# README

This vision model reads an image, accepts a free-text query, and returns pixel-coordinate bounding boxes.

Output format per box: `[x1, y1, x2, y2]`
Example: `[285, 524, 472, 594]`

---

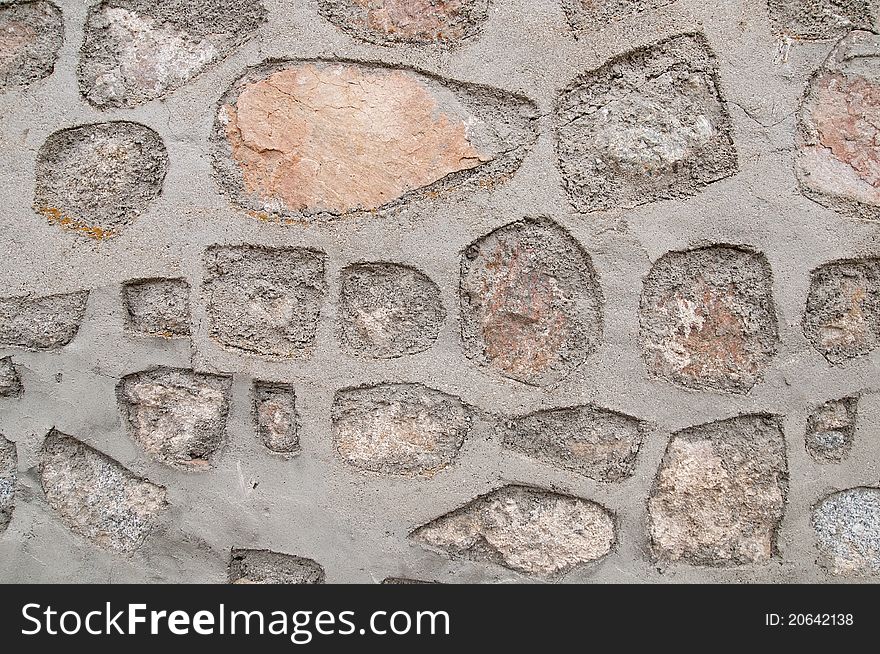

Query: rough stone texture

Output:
[203, 245, 327, 358]
[39, 430, 167, 552]
[796, 30, 880, 221]
[0, 435, 15, 533]
[122, 278, 190, 337]
[33, 122, 168, 239]
[555, 33, 737, 212]
[0, 357, 22, 397]
[78, 0, 267, 108]
[460, 217, 603, 386]
[381, 577, 437, 584]
[229, 549, 325, 584]
[813, 487, 880, 576]
[0, 1, 63, 92]
[768, 1, 875, 40]
[318, 0, 489, 46]
[640, 246, 778, 394]
[339, 262, 445, 359]
[332, 383, 472, 476]
[504, 405, 647, 482]
[805, 396, 858, 463]
[0, 291, 88, 350]
[561, 0, 676, 32]
[803, 258, 880, 363]
[253, 381, 300, 456]
[212, 60, 538, 221]
[411, 485, 615, 578]
[648, 414, 788, 566]
[117, 367, 232, 470]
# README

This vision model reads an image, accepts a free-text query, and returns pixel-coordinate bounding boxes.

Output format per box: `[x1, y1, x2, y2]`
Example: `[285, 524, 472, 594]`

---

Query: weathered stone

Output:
[769, 1, 874, 40]
[561, 0, 676, 33]
[0, 357, 22, 397]
[796, 31, 880, 221]
[813, 487, 880, 576]
[34, 122, 168, 239]
[79, 0, 267, 108]
[0, 291, 88, 350]
[803, 258, 880, 363]
[648, 415, 787, 566]
[0, 1, 63, 92]
[504, 405, 647, 482]
[118, 367, 232, 470]
[229, 549, 325, 584]
[39, 430, 167, 552]
[339, 263, 445, 359]
[0, 435, 16, 533]
[332, 383, 472, 477]
[411, 485, 615, 577]
[253, 382, 299, 456]
[203, 245, 327, 358]
[122, 278, 190, 337]
[460, 217, 603, 386]
[381, 577, 438, 584]
[806, 396, 857, 463]
[213, 60, 538, 221]
[318, 0, 488, 46]
[555, 33, 737, 212]
[640, 245, 778, 394]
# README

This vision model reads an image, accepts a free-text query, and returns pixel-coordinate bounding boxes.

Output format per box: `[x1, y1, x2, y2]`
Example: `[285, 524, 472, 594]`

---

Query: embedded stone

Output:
[411, 485, 615, 578]
[504, 405, 647, 482]
[555, 33, 737, 212]
[203, 245, 327, 358]
[381, 577, 438, 584]
[0, 435, 16, 533]
[813, 487, 880, 576]
[460, 217, 603, 386]
[648, 415, 788, 566]
[0, 357, 22, 397]
[0, 1, 63, 92]
[79, 0, 267, 108]
[561, 0, 676, 32]
[332, 383, 472, 477]
[640, 245, 778, 394]
[118, 367, 232, 470]
[803, 258, 880, 363]
[769, 1, 874, 40]
[339, 263, 445, 359]
[39, 430, 167, 552]
[796, 30, 880, 220]
[806, 396, 858, 463]
[122, 278, 190, 337]
[213, 60, 538, 220]
[253, 382, 300, 456]
[229, 549, 325, 584]
[0, 291, 88, 350]
[34, 122, 168, 238]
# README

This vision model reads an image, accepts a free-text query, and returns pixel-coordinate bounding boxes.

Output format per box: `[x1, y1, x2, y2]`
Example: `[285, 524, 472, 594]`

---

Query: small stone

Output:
[229, 549, 325, 584]
[332, 383, 472, 477]
[411, 485, 615, 578]
[640, 245, 778, 394]
[0, 291, 89, 350]
[460, 217, 603, 386]
[122, 278, 190, 337]
[0, 1, 63, 92]
[0, 435, 16, 533]
[805, 397, 858, 463]
[813, 487, 880, 576]
[561, 0, 676, 32]
[648, 414, 788, 566]
[339, 263, 445, 359]
[253, 382, 299, 456]
[118, 367, 232, 470]
[504, 405, 647, 482]
[381, 577, 439, 584]
[0, 357, 22, 397]
[39, 430, 167, 552]
[203, 245, 327, 358]
[769, 1, 874, 40]
[34, 122, 168, 238]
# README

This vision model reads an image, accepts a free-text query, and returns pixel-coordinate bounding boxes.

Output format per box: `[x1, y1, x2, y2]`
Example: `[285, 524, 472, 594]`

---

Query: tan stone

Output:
[326, 0, 481, 43]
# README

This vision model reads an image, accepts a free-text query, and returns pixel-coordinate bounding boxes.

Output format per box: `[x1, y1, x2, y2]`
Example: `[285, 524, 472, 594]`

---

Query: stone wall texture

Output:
[0, 0, 879, 584]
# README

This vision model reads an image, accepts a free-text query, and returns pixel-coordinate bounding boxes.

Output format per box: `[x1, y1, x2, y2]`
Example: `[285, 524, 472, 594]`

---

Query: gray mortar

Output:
[0, 1, 63, 92]
[229, 548, 326, 584]
[122, 278, 191, 337]
[253, 381, 300, 456]
[0, 291, 88, 349]
[812, 487, 880, 575]
[768, 0, 876, 39]
[561, 0, 677, 33]
[0, 434, 15, 532]
[805, 395, 858, 462]
[0, 357, 22, 397]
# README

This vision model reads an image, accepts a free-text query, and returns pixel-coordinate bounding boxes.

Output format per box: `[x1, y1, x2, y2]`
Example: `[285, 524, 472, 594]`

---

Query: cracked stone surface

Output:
[332, 383, 472, 477]
[39, 430, 167, 552]
[648, 414, 788, 566]
[253, 382, 300, 456]
[118, 367, 232, 470]
[0, 357, 22, 397]
[460, 217, 603, 386]
[33, 122, 168, 239]
[212, 60, 538, 221]
[561, 0, 676, 32]
[0, 1, 63, 92]
[806, 396, 858, 463]
[796, 30, 880, 220]
[803, 258, 880, 363]
[79, 0, 267, 108]
[813, 487, 880, 576]
[640, 245, 778, 394]
[339, 262, 445, 359]
[555, 33, 737, 212]
[0, 435, 16, 533]
[122, 278, 190, 337]
[411, 485, 615, 578]
[504, 405, 647, 482]
[0, 291, 88, 350]
[229, 549, 325, 584]
[203, 245, 327, 358]
[769, 1, 875, 40]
